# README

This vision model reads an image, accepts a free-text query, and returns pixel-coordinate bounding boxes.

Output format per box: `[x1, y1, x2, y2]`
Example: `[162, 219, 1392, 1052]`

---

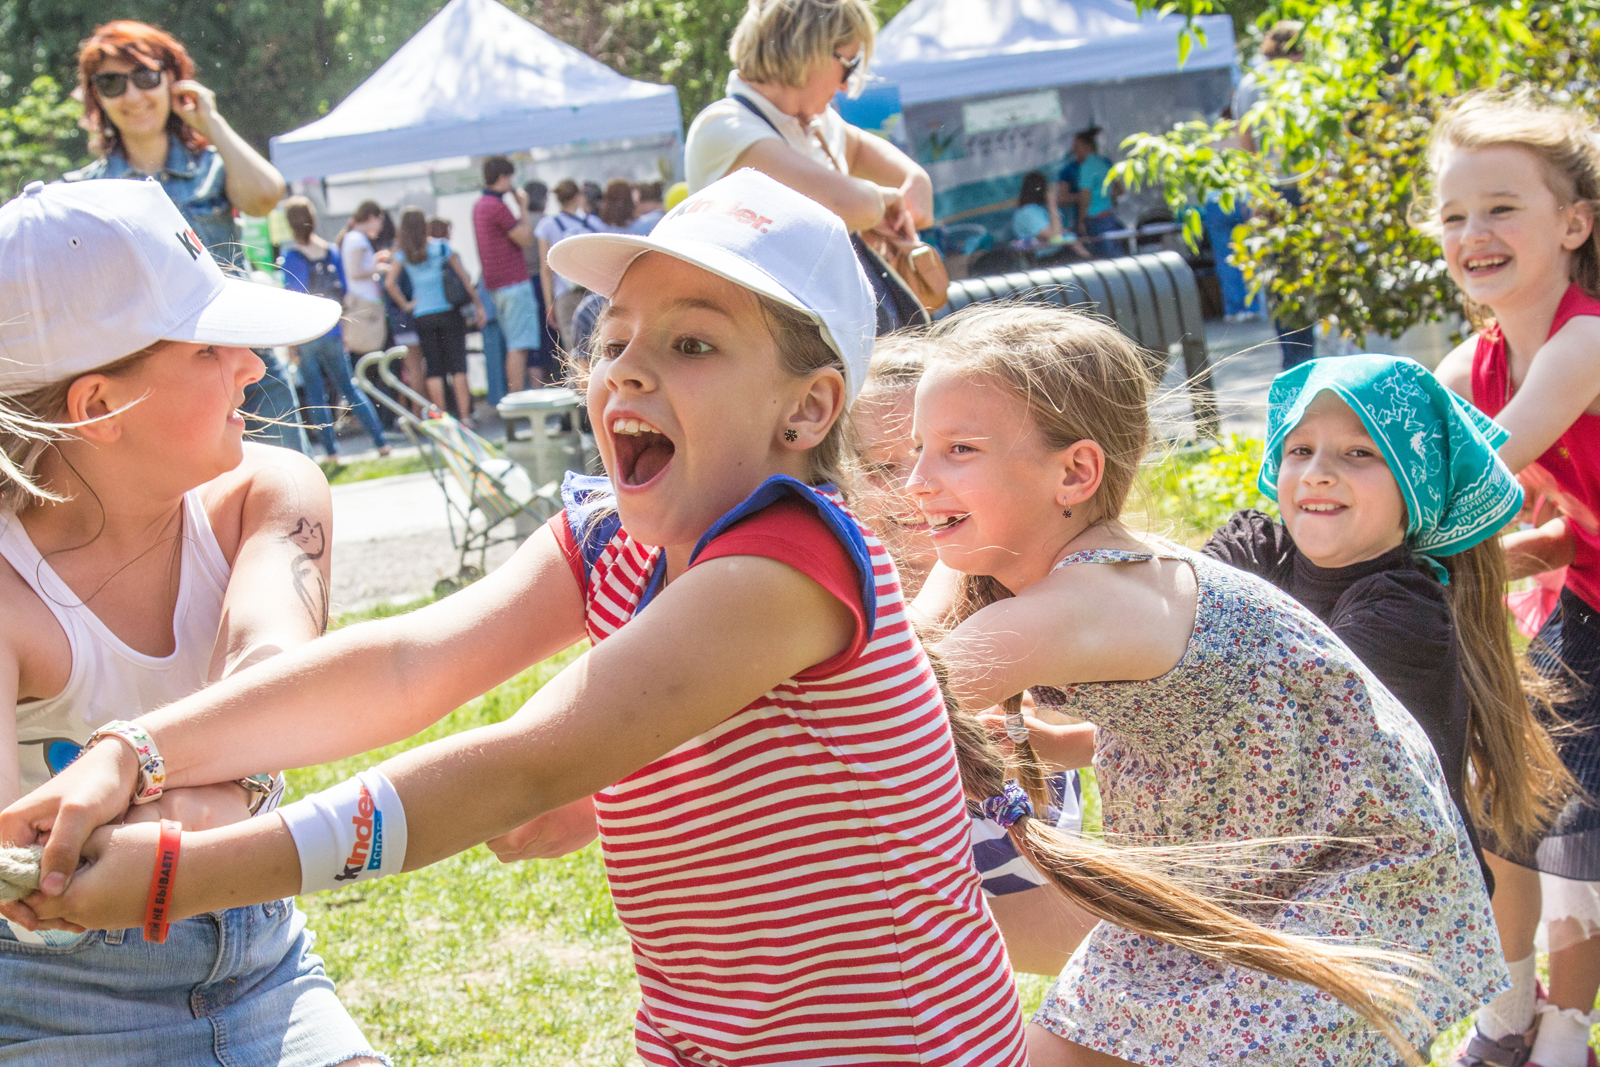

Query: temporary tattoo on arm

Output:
[285, 518, 330, 633]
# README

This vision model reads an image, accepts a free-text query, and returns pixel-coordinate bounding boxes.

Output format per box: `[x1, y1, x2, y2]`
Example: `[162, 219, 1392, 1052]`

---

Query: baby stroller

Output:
[354, 347, 559, 595]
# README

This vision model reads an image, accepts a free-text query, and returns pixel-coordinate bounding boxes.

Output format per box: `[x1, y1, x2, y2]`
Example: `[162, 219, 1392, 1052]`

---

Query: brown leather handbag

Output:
[858, 228, 950, 315]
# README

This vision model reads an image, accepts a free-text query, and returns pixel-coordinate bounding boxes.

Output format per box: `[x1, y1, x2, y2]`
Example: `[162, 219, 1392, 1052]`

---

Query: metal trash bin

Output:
[496, 389, 595, 520]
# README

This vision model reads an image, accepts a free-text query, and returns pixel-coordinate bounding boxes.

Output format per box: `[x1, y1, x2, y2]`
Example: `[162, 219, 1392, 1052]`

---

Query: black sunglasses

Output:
[834, 50, 863, 80]
[91, 68, 165, 98]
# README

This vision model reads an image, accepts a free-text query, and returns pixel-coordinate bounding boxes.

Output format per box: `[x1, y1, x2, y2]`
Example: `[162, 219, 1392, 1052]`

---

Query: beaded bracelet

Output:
[143, 819, 182, 944]
[84, 720, 166, 805]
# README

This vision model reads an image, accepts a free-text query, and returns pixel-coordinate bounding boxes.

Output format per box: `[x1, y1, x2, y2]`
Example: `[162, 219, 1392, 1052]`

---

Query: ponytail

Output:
[1443, 538, 1578, 850]
[920, 621, 1432, 1065]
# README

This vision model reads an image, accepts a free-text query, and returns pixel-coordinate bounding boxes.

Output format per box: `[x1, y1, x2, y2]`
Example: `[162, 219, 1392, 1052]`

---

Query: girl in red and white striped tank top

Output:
[7, 170, 1028, 1067]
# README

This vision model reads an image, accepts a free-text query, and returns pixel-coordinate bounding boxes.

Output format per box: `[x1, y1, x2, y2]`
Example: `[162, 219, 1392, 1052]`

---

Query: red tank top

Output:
[1471, 283, 1600, 609]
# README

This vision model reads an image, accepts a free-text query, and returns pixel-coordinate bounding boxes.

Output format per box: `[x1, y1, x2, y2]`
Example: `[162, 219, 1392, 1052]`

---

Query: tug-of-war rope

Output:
[0, 845, 43, 903]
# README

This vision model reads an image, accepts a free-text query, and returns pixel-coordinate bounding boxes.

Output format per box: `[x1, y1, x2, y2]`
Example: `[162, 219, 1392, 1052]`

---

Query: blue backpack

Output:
[285, 247, 346, 302]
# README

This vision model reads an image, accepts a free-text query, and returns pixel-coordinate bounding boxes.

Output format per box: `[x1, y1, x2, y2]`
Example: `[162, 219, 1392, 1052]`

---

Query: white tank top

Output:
[1, 492, 230, 794]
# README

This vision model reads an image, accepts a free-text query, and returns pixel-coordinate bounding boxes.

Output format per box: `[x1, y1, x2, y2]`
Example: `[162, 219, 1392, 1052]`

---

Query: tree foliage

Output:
[0, 75, 86, 193]
[1118, 0, 1600, 341]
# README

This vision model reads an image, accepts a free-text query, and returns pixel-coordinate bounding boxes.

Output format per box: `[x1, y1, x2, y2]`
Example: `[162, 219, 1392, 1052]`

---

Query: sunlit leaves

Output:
[0, 76, 85, 192]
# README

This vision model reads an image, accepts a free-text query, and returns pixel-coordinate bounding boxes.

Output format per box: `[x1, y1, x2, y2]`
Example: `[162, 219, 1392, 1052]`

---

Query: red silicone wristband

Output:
[143, 819, 182, 944]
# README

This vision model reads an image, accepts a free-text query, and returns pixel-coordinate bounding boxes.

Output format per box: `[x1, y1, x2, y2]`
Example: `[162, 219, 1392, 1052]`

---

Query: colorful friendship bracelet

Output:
[143, 819, 182, 944]
[84, 720, 166, 805]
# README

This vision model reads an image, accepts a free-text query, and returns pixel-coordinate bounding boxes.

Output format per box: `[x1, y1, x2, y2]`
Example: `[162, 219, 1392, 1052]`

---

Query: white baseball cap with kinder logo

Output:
[547, 168, 876, 403]
[0, 178, 341, 395]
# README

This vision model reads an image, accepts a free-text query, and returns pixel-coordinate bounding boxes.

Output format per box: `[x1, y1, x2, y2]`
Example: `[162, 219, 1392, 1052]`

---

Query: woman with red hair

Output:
[65, 21, 306, 455]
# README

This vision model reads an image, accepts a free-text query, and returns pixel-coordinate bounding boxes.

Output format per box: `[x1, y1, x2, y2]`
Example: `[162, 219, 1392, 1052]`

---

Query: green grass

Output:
[1130, 433, 1276, 545]
[319, 451, 432, 485]
[283, 633, 640, 1066]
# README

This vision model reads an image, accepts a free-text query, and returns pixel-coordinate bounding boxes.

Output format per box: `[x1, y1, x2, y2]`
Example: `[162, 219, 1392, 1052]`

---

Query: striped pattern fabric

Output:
[563, 478, 1027, 1066]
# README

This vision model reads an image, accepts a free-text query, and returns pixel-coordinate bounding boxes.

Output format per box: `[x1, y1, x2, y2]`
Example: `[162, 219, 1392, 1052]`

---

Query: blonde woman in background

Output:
[684, 0, 932, 239]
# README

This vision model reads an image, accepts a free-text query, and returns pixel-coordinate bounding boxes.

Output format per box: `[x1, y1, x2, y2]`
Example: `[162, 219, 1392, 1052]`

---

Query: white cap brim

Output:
[163, 278, 342, 348]
[550, 231, 842, 355]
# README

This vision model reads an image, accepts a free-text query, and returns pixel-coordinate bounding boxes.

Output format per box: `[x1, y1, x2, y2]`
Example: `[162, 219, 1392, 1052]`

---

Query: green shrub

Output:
[1134, 435, 1277, 544]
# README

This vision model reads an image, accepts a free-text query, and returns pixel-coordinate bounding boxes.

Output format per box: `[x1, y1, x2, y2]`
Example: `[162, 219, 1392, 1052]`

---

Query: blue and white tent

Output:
[848, 0, 1236, 227]
[270, 0, 682, 181]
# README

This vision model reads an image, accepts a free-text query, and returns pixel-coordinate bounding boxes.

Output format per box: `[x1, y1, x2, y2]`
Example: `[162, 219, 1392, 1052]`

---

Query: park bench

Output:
[941, 250, 1220, 439]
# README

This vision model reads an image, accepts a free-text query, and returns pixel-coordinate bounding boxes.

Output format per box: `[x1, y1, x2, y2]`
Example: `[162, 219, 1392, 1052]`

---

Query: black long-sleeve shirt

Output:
[1201, 510, 1488, 884]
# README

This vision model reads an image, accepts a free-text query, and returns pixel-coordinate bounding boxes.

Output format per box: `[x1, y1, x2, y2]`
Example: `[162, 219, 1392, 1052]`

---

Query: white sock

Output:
[1529, 1004, 1594, 1067]
[1478, 954, 1538, 1040]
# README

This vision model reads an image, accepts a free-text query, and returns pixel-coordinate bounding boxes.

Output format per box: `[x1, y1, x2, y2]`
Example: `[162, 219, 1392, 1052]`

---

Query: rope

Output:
[0, 845, 43, 903]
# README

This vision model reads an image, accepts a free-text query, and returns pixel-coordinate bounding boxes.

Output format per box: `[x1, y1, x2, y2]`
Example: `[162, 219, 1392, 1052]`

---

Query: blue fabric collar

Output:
[562, 472, 877, 637]
[687, 474, 877, 641]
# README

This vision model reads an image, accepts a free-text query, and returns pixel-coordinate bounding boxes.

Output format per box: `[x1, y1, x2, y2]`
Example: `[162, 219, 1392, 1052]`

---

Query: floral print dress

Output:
[1029, 548, 1504, 1066]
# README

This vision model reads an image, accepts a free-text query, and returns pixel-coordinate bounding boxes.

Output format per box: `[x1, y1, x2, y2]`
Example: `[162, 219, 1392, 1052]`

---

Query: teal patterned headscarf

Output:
[1259, 355, 1523, 575]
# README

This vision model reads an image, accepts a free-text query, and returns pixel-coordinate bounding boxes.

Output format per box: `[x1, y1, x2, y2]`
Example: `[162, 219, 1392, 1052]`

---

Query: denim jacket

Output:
[63, 137, 243, 270]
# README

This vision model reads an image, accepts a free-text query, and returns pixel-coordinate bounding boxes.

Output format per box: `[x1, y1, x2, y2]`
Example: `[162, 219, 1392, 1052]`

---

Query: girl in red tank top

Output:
[1428, 91, 1600, 1067]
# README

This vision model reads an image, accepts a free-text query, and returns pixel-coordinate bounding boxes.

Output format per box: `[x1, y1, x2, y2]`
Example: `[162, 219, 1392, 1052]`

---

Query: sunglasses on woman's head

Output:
[91, 68, 164, 98]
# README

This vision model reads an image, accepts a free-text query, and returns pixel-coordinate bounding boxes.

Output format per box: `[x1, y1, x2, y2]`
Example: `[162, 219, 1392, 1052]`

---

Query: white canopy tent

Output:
[869, 0, 1235, 107]
[269, 0, 682, 182]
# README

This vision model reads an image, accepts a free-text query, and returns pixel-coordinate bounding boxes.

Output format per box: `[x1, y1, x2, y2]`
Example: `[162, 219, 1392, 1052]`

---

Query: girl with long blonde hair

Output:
[911, 304, 1506, 1066]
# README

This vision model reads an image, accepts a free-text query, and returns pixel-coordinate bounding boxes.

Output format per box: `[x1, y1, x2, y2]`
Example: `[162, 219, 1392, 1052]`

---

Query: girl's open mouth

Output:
[926, 512, 970, 535]
[1463, 253, 1510, 276]
[1296, 501, 1347, 515]
[887, 512, 930, 533]
[610, 416, 676, 487]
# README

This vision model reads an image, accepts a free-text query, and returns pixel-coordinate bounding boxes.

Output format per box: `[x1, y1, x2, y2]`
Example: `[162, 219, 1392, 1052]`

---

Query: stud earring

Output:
[784, 429, 798, 443]
[1062, 506, 1073, 518]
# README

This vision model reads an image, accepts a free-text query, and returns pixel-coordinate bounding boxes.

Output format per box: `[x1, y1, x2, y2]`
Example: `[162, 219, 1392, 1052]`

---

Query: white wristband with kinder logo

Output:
[278, 769, 408, 894]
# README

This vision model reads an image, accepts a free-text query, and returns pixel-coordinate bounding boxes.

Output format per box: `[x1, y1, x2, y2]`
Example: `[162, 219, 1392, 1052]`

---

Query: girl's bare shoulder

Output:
[1433, 334, 1479, 400]
[0, 546, 70, 701]
[1009, 539, 1199, 684]
[1541, 315, 1600, 415]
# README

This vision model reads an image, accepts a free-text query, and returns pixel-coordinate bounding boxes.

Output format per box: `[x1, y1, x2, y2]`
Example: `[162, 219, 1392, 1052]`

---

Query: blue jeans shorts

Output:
[489, 280, 543, 352]
[0, 900, 387, 1067]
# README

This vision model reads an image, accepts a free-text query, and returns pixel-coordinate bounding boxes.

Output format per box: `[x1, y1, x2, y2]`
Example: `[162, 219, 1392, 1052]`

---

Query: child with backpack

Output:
[1429, 89, 1600, 1067]
[278, 196, 390, 460]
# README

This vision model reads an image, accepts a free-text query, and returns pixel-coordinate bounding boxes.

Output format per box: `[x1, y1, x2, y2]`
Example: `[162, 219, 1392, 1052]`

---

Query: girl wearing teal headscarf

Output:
[1204, 354, 1576, 1067]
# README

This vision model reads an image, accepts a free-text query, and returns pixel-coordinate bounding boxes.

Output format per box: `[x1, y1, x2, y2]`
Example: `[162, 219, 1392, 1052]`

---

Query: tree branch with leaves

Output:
[1117, 0, 1600, 342]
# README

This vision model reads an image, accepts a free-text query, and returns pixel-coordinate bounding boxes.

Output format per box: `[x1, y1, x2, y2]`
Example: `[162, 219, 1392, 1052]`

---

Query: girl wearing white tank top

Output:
[0, 179, 385, 1065]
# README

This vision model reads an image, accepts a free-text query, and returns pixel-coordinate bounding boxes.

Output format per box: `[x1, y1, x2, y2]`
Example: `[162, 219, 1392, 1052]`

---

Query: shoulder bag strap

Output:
[732, 94, 783, 138]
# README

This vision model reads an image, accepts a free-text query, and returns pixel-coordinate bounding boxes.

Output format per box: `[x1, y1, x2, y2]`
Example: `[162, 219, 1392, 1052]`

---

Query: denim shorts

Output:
[0, 900, 387, 1067]
[489, 281, 543, 352]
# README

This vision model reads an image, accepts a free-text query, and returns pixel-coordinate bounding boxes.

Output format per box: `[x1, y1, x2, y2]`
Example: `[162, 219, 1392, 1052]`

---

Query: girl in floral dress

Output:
[911, 304, 1507, 1066]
